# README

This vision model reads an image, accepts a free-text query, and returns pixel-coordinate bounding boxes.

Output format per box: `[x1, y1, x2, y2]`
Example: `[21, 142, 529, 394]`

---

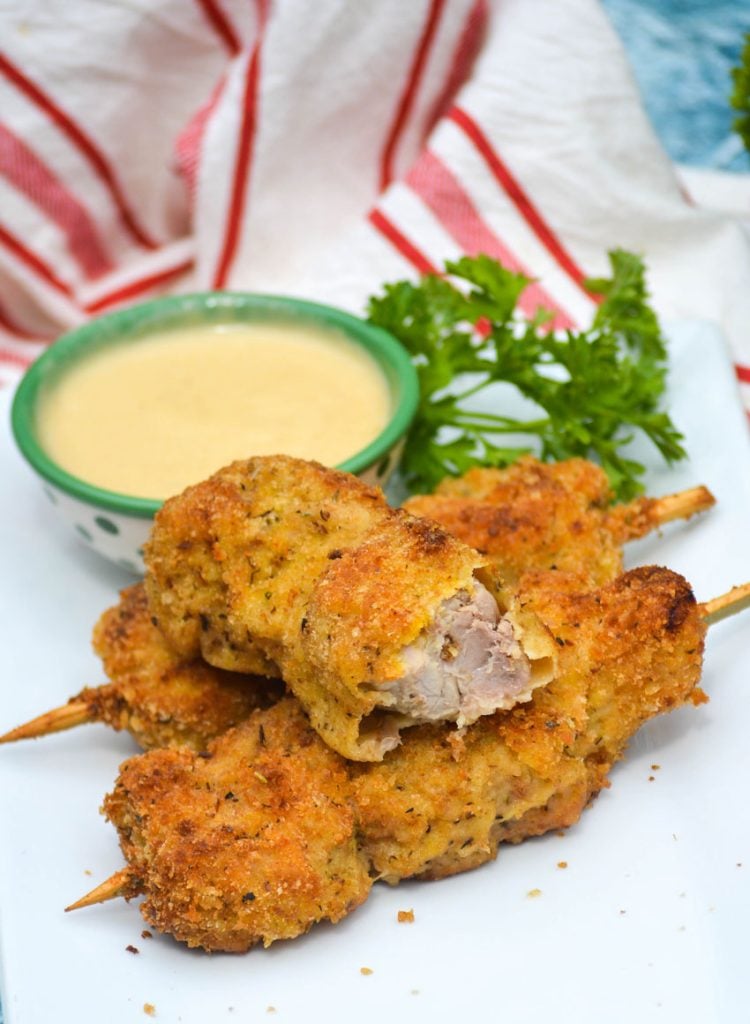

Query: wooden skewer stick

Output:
[700, 581, 750, 626]
[0, 699, 93, 745]
[651, 485, 716, 527]
[609, 486, 716, 543]
[63, 577, 750, 918]
[65, 867, 141, 912]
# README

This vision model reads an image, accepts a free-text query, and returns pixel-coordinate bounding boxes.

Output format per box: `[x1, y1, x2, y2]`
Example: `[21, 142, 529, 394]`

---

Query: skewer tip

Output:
[612, 485, 716, 543]
[0, 699, 94, 745]
[654, 485, 716, 525]
[700, 581, 750, 626]
[65, 867, 140, 912]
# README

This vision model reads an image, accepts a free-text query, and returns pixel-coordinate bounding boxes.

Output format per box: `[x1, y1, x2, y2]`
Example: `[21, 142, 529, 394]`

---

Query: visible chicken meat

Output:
[145, 456, 555, 760]
[391, 581, 531, 726]
[91, 565, 712, 951]
[353, 565, 708, 881]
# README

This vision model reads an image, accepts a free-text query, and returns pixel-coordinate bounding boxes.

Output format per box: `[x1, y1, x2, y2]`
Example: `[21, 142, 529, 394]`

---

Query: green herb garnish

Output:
[367, 250, 686, 501]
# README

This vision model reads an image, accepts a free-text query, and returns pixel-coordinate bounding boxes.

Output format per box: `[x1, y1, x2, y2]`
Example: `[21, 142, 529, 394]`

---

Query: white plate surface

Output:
[1, 320, 749, 1024]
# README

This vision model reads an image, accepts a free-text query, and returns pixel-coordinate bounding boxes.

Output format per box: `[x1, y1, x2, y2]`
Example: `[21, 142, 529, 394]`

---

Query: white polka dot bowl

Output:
[10, 292, 419, 575]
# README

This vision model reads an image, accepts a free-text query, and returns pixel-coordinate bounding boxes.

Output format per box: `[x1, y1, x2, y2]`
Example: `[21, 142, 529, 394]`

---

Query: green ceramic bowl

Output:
[11, 292, 419, 574]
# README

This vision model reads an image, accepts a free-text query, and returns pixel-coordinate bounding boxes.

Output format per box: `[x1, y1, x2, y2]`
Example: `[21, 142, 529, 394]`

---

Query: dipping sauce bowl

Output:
[11, 292, 419, 573]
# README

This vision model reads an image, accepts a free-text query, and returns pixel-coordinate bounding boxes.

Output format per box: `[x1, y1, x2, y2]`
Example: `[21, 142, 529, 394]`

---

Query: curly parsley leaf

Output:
[367, 250, 686, 501]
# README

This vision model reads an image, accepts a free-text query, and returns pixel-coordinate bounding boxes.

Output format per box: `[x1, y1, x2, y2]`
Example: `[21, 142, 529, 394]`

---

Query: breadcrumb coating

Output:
[144, 456, 547, 760]
[85, 583, 282, 751]
[103, 699, 371, 952]
[102, 567, 705, 949]
[404, 457, 707, 597]
[354, 565, 705, 880]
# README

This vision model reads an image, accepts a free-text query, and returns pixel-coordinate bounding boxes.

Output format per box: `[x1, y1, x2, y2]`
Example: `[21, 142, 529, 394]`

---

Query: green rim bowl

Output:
[11, 292, 419, 574]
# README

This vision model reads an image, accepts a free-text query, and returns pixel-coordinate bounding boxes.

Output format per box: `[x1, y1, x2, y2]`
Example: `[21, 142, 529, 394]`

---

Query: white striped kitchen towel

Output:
[1, 0, 749, 411]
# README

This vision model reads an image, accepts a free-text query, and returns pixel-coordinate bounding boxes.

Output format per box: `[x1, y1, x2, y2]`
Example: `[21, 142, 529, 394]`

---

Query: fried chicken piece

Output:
[353, 565, 705, 881]
[91, 584, 283, 750]
[86, 566, 708, 953]
[404, 457, 714, 596]
[145, 456, 555, 760]
[0, 584, 282, 752]
[4, 458, 709, 758]
[102, 698, 371, 952]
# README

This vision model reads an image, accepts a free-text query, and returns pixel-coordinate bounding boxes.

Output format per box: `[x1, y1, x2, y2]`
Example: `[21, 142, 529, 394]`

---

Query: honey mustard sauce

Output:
[38, 322, 392, 499]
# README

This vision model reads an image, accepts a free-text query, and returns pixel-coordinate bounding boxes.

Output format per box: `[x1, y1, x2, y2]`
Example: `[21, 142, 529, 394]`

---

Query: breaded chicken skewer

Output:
[404, 457, 715, 597]
[144, 455, 559, 761]
[1, 468, 714, 754]
[0, 585, 282, 751]
[0, 471, 713, 757]
[82, 698, 372, 952]
[353, 565, 713, 882]
[67, 571, 749, 953]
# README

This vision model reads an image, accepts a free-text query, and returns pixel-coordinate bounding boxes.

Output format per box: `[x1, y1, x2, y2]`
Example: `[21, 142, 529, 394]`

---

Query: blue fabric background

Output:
[602, 0, 750, 172]
[1, 5, 748, 1022]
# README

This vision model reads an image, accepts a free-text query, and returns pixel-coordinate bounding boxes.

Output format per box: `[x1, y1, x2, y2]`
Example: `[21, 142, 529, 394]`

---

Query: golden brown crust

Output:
[87, 583, 282, 751]
[433, 458, 611, 505]
[405, 460, 715, 604]
[352, 718, 563, 882]
[101, 566, 707, 947]
[145, 456, 387, 670]
[294, 512, 481, 757]
[404, 457, 621, 595]
[103, 699, 371, 952]
[145, 456, 484, 760]
[353, 565, 705, 881]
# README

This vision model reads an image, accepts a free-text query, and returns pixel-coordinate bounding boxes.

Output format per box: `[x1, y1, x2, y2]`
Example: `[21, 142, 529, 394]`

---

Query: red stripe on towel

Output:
[368, 208, 440, 275]
[0, 122, 113, 280]
[175, 75, 228, 201]
[407, 149, 576, 329]
[212, 0, 269, 288]
[0, 53, 158, 251]
[194, 0, 242, 55]
[0, 297, 54, 341]
[0, 345, 34, 368]
[379, 0, 446, 192]
[447, 105, 595, 299]
[424, 0, 487, 133]
[0, 223, 74, 297]
[84, 259, 193, 313]
[736, 364, 750, 385]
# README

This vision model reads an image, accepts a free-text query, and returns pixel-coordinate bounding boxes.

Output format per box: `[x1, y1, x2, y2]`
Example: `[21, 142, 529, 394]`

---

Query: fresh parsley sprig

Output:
[367, 250, 686, 501]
